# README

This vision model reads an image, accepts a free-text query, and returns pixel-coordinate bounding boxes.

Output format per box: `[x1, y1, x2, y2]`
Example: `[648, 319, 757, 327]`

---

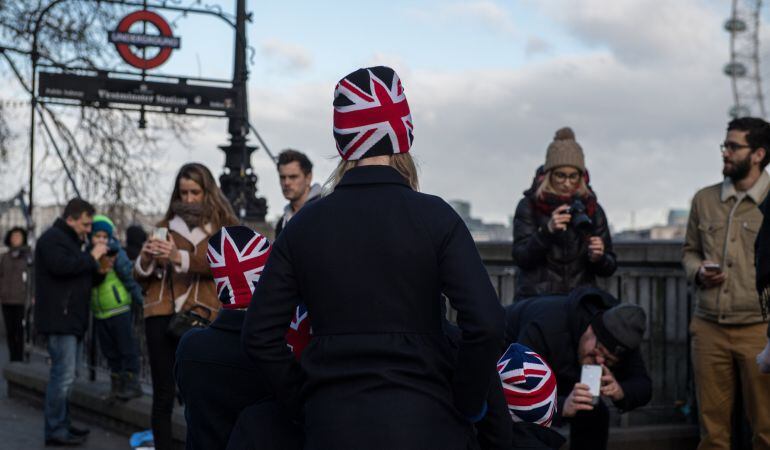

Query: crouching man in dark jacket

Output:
[175, 226, 307, 450]
[505, 287, 651, 450]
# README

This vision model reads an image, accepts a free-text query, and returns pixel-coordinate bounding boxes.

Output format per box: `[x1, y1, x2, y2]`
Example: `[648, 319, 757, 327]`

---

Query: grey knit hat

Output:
[591, 304, 646, 355]
[544, 127, 585, 172]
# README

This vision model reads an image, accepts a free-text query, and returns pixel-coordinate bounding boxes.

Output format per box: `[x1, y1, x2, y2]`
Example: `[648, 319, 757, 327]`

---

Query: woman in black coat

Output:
[512, 127, 616, 300]
[242, 66, 505, 450]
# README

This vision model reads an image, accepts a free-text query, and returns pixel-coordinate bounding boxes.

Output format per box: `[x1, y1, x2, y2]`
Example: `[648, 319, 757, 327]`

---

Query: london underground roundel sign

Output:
[109, 10, 180, 70]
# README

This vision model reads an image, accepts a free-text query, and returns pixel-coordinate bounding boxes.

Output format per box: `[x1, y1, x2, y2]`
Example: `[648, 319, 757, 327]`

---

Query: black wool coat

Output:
[504, 287, 652, 426]
[512, 196, 617, 300]
[34, 218, 99, 336]
[175, 310, 273, 450]
[242, 165, 506, 450]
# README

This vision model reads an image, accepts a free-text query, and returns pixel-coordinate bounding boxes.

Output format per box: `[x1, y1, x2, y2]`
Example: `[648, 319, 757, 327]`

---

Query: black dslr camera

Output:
[567, 199, 593, 234]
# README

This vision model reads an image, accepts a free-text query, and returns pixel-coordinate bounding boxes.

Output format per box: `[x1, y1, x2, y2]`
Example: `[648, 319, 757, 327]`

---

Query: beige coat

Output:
[134, 216, 220, 321]
[682, 171, 770, 324]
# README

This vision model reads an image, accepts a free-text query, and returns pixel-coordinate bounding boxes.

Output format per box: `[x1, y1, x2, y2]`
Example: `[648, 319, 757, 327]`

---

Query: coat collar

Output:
[53, 217, 83, 244]
[336, 165, 410, 189]
[210, 309, 245, 332]
[282, 183, 324, 217]
[721, 170, 770, 203]
[169, 215, 210, 247]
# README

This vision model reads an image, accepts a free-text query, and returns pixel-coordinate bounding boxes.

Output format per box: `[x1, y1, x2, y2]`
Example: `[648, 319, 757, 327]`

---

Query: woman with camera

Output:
[512, 127, 616, 300]
[134, 163, 239, 450]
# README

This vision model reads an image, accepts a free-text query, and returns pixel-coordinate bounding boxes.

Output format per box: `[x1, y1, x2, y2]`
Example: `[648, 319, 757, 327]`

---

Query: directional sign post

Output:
[38, 71, 236, 114]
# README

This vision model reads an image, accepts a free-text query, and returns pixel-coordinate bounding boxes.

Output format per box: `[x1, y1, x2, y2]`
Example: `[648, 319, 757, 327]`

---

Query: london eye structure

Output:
[725, 0, 764, 118]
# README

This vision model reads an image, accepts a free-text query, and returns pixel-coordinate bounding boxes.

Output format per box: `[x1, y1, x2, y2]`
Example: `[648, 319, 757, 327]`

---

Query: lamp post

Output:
[218, 0, 267, 222]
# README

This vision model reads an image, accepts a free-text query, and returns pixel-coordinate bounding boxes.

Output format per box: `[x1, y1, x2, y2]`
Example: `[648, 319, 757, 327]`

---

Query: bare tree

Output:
[0, 0, 193, 221]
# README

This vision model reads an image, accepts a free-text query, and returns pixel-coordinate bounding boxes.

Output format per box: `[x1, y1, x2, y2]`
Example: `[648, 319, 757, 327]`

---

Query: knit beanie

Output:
[333, 66, 414, 161]
[207, 226, 271, 310]
[497, 343, 558, 427]
[591, 304, 647, 356]
[543, 127, 585, 172]
[91, 215, 115, 239]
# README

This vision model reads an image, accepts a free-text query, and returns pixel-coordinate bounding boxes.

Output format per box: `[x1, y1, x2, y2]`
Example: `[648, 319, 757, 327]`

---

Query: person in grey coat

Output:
[0, 227, 32, 362]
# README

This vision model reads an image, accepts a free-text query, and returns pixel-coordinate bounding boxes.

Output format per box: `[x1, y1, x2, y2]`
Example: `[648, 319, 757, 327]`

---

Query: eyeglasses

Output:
[720, 142, 752, 154]
[552, 171, 582, 182]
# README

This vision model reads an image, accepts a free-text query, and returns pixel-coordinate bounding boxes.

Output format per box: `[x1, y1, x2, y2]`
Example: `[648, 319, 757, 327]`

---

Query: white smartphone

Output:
[152, 227, 168, 242]
[581, 364, 602, 405]
[703, 263, 722, 273]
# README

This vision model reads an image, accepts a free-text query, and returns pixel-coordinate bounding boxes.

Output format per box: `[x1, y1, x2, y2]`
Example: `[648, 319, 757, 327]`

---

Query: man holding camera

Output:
[683, 117, 770, 449]
[35, 198, 105, 446]
[505, 287, 651, 450]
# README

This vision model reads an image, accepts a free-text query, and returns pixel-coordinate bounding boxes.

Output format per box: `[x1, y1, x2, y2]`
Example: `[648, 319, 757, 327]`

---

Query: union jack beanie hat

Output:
[333, 66, 414, 161]
[207, 226, 271, 310]
[497, 343, 558, 427]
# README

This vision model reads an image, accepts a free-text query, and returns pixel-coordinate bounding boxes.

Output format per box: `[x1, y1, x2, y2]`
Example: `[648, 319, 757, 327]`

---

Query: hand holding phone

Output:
[699, 261, 727, 288]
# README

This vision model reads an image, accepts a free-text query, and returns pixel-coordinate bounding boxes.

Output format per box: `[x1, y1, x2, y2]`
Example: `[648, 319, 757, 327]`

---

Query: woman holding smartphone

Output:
[134, 163, 238, 450]
[512, 127, 617, 300]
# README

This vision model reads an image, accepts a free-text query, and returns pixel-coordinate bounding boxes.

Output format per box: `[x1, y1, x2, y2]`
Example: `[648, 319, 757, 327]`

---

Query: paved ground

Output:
[0, 339, 131, 449]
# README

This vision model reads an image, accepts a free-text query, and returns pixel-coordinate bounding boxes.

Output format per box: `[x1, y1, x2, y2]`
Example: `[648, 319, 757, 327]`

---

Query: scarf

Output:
[532, 191, 598, 219]
[170, 201, 205, 229]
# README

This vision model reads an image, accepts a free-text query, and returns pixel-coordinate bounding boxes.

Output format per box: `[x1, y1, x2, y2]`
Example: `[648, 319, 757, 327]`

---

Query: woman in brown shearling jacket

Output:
[134, 163, 238, 450]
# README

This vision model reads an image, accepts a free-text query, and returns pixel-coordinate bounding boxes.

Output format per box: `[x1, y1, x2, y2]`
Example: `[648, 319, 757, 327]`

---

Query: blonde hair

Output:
[325, 153, 419, 191]
[535, 169, 588, 199]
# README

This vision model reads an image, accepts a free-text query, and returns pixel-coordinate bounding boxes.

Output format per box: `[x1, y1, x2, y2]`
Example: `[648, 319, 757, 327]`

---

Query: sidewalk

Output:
[0, 339, 129, 449]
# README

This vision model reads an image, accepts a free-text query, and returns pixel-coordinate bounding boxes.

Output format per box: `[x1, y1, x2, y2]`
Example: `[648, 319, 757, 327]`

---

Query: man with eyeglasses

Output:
[683, 117, 770, 449]
[504, 286, 651, 450]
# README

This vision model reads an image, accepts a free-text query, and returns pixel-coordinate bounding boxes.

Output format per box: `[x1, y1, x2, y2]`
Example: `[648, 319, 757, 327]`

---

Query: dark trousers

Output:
[569, 400, 609, 450]
[95, 312, 140, 374]
[145, 315, 179, 450]
[2, 304, 24, 361]
[226, 401, 303, 450]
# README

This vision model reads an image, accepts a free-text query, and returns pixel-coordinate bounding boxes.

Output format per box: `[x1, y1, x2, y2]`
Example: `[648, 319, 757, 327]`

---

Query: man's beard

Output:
[723, 156, 752, 181]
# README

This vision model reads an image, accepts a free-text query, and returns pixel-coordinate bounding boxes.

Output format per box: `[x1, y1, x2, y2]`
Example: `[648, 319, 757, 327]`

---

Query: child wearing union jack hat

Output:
[175, 226, 306, 450]
[207, 226, 311, 357]
[498, 343, 566, 449]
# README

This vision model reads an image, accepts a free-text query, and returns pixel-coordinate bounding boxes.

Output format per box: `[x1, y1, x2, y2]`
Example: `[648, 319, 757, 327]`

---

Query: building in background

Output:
[448, 200, 513, 242]
[615, 209, 688, 241]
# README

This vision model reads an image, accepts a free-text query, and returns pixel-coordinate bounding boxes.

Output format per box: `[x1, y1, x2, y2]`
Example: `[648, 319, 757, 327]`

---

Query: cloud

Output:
[260, 38, 313, 73]
[536, 0, 724, 66]
[407, 0, 516, 36]
[233, 38, 731, 230]
[525, 36, 552, 57]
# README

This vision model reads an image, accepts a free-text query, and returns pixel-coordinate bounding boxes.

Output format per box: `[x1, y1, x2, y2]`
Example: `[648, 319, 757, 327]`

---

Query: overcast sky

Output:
[0, 0, 758, 230]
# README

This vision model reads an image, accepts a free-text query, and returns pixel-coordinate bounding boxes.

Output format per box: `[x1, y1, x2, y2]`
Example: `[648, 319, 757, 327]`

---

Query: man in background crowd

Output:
[683, 117, 770, 448]
[35, 198, 106, 446]
[274, 149, 322, 237]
